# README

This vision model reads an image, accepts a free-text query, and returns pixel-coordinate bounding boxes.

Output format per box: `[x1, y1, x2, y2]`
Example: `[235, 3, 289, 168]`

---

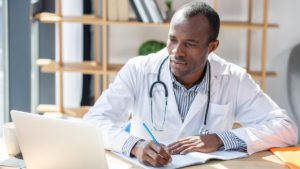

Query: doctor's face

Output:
[167, 13, 218, 81]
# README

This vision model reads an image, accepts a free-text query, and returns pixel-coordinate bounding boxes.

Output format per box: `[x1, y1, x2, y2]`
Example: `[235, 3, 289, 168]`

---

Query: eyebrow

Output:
[168, 35, 200, 44]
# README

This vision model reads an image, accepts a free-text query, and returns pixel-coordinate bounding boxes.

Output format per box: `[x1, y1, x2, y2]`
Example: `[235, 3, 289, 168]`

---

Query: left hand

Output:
[168, 134, 224, 155]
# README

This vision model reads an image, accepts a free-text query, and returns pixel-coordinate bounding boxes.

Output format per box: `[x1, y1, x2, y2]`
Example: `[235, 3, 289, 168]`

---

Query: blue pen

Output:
[142, 122, 159, 145]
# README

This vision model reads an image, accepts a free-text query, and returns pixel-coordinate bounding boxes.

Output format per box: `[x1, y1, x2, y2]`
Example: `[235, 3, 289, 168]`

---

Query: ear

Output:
[208, 40, 219, 53]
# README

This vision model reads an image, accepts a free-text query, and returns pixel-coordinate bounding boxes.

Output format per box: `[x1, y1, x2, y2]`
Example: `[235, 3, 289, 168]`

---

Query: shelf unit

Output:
[33, 0, 277, 117]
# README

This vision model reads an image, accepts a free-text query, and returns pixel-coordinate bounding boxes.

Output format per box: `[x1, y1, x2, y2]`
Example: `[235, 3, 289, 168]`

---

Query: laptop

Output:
[11, 110, 109, 169]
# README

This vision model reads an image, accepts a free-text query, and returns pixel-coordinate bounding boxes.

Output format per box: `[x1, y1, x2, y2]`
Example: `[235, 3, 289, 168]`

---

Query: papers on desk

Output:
[0, 156, 25, 169]
[271, 147, 300, 169]
[114, 150, 248, 169]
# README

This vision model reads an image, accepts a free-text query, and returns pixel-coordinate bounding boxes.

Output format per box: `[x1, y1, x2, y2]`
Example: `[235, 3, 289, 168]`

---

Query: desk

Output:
[105, 151, 288, 169]
[1, 138, 288, 169]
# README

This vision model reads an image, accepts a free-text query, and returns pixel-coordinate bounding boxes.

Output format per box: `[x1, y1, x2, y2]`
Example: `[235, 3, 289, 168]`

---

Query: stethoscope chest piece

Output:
[200, 125, 209, 135]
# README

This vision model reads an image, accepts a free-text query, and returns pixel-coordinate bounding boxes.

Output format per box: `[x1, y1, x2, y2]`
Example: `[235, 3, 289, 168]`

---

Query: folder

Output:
[270, 147, 300, 169]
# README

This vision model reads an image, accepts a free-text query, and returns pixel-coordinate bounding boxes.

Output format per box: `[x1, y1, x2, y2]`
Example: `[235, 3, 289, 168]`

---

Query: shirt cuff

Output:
[217, 131, 247, 151]
[121, 136, 142, 156]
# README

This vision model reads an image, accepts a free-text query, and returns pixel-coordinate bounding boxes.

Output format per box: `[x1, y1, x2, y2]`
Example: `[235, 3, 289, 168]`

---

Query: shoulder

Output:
[209, 53, 248, 80]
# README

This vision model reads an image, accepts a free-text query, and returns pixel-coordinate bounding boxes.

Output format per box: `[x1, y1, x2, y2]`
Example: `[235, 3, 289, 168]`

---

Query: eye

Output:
[169, 38, 177, 43]
[186, 42, 197, 47]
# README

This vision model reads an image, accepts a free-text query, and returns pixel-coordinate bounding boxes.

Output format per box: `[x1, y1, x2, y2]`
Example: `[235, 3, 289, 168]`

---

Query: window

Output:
[0, 0, 8, 135]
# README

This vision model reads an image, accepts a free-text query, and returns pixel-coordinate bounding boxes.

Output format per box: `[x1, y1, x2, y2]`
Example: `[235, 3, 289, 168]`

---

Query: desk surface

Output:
[1, 137, 287, 169]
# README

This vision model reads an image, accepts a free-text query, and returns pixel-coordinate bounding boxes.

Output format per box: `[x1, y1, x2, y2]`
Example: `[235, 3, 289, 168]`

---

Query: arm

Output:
[84, 58, 172, 166]
[83, 59, 138, 152]
[231, 72, 298, 154]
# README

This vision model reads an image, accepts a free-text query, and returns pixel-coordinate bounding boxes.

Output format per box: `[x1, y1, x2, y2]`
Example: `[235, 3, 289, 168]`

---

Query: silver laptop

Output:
[11, 110, 108, 169]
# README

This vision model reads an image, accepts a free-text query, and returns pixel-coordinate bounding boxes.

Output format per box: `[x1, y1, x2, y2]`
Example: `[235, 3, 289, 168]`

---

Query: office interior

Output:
[0, 0, 300, 143]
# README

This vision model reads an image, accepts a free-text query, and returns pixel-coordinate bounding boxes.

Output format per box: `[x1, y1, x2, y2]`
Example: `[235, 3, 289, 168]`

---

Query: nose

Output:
[171, 43, 185, 56]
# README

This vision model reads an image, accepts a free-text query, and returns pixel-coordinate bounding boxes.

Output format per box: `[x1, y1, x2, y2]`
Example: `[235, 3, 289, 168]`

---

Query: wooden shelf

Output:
[34, 12, 102, 25]
[249, 71, 277, 80]
[221, 21, 278, 30]
[34, 12, 278, 30]
[107, 20, 170, 28]
[36, 59, 275, 80]
[107, 20, 278, 30]
[37, 104, 90, 117]
[36, 59, 123, 75]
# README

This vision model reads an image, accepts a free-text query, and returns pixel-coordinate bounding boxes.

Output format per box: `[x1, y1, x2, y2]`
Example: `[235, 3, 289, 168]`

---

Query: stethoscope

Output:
[149, 56, 211, 135]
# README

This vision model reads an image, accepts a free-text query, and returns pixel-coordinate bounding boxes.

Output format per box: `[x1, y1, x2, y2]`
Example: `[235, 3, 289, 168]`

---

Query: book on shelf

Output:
[131, 0, 151, 23]
[108, 0, 118, 21]
[129, 0, 142, 21]
[143, 0, 164, 23]
[113, 150, 248, 169]
[117, 0, 129, 21]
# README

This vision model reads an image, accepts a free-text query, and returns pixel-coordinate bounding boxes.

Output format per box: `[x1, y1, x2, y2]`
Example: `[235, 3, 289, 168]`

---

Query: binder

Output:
[129, 0, 142, 21]
[132, 0, 151, 23]
[271, 147, 300, 169]
[143, 0, 164, 23]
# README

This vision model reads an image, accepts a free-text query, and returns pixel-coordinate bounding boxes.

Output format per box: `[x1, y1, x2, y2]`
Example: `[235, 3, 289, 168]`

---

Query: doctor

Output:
[84, 1, 298, 167]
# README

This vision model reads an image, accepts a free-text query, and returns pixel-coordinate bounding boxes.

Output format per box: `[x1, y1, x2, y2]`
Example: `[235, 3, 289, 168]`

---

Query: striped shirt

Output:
[121, 63, 247, 156]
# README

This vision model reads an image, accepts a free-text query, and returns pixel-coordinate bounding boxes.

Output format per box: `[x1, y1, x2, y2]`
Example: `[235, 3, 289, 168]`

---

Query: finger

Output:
[150, 143, 172, 161]
[142, 154, 163, 167]
[168, 137, 193, 147]
[169, 139, 196, 152]
[171, 142, 196, 154]
[147, 150, 169, 166]
[180, 145, 200, 155]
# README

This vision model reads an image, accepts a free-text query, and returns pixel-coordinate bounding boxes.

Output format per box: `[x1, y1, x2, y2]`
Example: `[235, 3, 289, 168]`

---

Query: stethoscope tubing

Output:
[149, 56, 211, 133]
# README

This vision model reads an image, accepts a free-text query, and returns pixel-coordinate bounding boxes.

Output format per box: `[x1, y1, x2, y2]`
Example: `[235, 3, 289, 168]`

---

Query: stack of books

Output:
[108, 0, 130, 21]
[129, 0, 164, 23]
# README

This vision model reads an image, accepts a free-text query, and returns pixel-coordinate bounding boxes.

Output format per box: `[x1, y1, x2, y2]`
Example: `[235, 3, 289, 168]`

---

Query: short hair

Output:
[178, 1, 220, 43]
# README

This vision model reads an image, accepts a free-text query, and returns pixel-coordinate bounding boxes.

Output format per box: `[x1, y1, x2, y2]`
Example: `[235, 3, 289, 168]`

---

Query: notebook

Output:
[10, 110, 109, 169]
[114, 149, 248, 169]
[270, 147, 300, 169]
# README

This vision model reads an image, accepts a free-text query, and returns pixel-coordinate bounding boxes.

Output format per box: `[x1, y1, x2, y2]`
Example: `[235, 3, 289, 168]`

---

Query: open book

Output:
[114, 150, 248, 169]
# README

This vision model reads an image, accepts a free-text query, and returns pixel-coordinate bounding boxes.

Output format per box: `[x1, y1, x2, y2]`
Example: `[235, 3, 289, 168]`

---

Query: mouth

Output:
[170, 58, 187, 66]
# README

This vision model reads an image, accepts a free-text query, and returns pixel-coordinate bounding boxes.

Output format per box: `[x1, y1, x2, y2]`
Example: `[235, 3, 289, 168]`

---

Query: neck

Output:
[174, 64, 207, 89]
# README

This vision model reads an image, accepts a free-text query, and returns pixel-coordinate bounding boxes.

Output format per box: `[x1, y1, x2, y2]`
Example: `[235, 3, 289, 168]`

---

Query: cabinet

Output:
[32, 0, 277, 117]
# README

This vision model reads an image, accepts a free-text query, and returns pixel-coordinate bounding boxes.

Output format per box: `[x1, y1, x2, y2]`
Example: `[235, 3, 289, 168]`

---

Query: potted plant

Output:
[138, 40, 166, 56]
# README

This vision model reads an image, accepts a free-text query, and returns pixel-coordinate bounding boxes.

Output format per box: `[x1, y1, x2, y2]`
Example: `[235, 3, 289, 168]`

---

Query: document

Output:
[114, 150, 248, 169]
[270, 147, 300, 169]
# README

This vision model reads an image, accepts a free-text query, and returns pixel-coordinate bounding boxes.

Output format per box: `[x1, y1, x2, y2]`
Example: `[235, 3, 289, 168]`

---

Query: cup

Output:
[2, 122, 21, 156]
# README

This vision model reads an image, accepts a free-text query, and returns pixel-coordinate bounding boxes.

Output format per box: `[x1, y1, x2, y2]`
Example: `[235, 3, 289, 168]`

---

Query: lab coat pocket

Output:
[207, 102, 233, 133]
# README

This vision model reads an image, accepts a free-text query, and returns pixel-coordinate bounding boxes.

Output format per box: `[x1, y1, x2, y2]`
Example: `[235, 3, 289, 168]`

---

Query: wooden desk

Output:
[105, 151, 288, 169]
[1, 137, 288, 169]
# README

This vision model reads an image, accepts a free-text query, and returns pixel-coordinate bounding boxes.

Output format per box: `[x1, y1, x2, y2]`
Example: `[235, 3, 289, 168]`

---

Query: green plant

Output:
[138, 40, 166, 56]
[165, 0, 172, 11]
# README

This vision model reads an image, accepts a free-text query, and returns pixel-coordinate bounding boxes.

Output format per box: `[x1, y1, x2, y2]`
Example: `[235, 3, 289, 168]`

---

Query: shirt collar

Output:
[170, 63, 209, 94]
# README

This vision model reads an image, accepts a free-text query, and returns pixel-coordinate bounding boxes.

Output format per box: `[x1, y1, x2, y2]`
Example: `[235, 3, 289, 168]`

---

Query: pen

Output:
[142, 122, 159, 145]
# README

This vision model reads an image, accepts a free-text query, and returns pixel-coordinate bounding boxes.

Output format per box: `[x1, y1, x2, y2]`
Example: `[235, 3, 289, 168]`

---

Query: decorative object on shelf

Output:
[165, 0, 174, 21]
[138, 40, 166, 56]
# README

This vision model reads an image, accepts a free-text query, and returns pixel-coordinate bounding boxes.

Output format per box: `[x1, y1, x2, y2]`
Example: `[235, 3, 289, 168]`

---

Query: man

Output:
[84, 1, 298, 167]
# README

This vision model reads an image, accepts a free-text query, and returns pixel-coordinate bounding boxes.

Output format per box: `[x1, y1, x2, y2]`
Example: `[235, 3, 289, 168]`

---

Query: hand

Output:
[131, 140, 172, 167]
[168, 134, 224, 155]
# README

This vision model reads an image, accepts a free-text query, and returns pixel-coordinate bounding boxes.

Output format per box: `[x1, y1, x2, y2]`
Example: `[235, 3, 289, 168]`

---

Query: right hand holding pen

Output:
[131, 140, 172, 167]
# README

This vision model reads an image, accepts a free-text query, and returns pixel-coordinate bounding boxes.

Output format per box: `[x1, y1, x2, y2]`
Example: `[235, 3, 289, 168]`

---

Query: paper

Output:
[0, 157, 25, 168]
[271, 147, 300, 169]
[113, 150, 248, 169]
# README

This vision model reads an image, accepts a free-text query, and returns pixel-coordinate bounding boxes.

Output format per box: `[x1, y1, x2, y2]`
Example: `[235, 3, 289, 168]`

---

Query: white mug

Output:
[2, 122, 21, 156]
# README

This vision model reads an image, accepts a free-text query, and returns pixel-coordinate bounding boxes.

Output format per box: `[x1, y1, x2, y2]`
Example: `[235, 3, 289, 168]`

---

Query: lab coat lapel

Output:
[160, 59, 183, 127]
[177, 57, 221, 136]
[179, 92, 208, 134]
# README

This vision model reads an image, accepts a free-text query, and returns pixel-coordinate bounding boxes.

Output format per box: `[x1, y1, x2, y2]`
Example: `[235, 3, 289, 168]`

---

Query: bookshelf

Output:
[33, 0, 277, 117]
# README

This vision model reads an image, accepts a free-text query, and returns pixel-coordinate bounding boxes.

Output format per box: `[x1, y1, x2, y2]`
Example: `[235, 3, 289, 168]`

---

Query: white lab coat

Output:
[84, 48, 298, 155]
